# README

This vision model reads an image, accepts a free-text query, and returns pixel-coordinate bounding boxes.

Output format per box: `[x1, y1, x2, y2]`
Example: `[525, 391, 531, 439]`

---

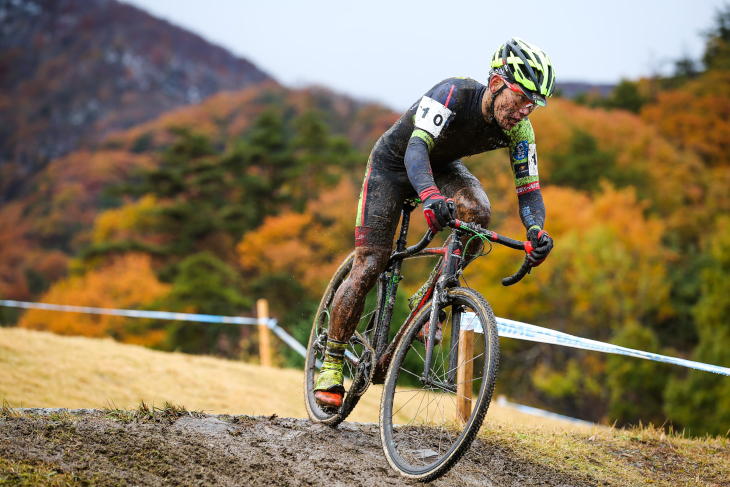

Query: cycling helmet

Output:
[490, 37, 556, 107]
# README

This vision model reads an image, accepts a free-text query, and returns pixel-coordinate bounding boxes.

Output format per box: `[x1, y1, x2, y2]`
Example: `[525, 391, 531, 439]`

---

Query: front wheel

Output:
[379, 287, 500, 481]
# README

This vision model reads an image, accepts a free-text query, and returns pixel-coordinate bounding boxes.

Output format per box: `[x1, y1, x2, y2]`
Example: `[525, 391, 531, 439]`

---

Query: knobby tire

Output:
[379, 287, 500, 482]
[303, 251, 380, 427]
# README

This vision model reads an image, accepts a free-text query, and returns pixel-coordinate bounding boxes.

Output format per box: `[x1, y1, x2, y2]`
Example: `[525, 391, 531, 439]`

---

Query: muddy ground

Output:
[1, 409, 601, 486]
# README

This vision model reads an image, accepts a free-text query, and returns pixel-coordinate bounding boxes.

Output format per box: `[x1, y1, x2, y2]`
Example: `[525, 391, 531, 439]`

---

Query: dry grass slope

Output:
[0, 327, 584, 428]
[1, 328, 729, 485]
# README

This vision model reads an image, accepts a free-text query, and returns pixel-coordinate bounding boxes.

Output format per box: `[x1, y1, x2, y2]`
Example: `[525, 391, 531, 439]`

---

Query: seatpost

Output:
[395, 200, 417, 253]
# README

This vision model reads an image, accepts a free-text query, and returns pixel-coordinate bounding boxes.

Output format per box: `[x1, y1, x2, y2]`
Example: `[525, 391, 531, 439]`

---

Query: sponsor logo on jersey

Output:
[514, 162, 530, 179]
[516, 181, 541, 195]
[512, 140, 529, 161]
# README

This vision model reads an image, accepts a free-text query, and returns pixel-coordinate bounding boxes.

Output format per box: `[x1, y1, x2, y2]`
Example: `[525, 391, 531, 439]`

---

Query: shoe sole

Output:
[314, 390, 343, 409]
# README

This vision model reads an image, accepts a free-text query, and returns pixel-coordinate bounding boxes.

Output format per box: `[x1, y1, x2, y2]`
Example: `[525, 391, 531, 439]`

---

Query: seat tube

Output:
[374, 203, 415, 357]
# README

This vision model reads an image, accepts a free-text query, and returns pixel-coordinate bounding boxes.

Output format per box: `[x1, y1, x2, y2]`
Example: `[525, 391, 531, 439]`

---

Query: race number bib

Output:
[528, 144, 538, 176]
[415, 96, 453, 137]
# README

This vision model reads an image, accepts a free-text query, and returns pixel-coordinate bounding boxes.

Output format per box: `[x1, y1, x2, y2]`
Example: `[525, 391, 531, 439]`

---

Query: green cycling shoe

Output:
[313, 338, 347, 409]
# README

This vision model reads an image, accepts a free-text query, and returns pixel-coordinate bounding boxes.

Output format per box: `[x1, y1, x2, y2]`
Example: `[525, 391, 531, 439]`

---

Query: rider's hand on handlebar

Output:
[525, 228, 553, 266]
[420, 187, 456, 233]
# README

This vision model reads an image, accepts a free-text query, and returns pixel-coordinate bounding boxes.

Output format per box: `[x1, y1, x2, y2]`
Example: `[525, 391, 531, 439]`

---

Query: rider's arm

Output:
[404, 83, 456, 196]
[507, 119, 546, 235]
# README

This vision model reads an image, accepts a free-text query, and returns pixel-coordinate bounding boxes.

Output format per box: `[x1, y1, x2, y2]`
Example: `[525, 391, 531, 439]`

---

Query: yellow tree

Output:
[465, 184, 672, 422]
[19, 254, 170, 347]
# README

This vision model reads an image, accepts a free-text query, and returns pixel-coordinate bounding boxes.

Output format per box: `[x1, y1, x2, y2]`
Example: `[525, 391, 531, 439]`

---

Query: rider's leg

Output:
[436, 160, 491, 265]
[327, 247, 390, 342]
[452, 184, 492, 263]
[313, 247, 390, 407]
[314, 154, 411, 407]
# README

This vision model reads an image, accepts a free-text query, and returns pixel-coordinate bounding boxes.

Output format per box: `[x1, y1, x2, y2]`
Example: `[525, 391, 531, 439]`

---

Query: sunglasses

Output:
[499, 75, 544, 111]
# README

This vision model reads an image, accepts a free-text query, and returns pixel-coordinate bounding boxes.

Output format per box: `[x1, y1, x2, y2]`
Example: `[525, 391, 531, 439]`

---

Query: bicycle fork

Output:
[420, 230, 464, 392]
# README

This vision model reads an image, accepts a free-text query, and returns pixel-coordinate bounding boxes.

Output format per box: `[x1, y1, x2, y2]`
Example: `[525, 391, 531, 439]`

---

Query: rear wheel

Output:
[303, 251, 381, 426]
[379, 287, 499, 481]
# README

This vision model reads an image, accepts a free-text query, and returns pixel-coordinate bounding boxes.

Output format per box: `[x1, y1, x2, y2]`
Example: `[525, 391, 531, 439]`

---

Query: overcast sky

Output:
[125, 0, 728, 111]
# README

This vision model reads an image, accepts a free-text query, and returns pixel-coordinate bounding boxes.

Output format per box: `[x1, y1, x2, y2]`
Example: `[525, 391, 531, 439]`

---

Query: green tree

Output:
[664, 219, 730, 436]
[88, 110, 363, 355]
[550, 130, 615, 191]
[703, 4, 730, 71]
[98, 110, 359, 263]
[603, 80, 647, 114]
[548, 130, 647, 195]
[159, 252, 251, 355]
[606, 321, 670, 427]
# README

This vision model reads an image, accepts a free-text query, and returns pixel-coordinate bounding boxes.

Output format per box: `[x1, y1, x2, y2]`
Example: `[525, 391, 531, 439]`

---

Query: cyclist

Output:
[314, 37, 556, 409]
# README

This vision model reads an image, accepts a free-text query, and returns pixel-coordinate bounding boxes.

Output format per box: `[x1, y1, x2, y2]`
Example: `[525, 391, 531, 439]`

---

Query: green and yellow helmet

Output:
[490, 37, 556, 106]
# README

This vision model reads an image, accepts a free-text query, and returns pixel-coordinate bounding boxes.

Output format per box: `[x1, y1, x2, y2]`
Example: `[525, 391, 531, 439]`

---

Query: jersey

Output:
[371, 77, 545, 233]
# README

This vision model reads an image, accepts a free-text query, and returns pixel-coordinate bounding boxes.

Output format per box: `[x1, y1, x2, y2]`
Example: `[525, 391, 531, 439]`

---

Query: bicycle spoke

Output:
[391, 385, 430, 418]
[398, 388, 430, 430]
[305, 252, 382, 426]
[381, 288, 500, 480]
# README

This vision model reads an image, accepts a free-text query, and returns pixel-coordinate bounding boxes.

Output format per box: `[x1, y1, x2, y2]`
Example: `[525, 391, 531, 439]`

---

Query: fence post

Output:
[456, 328, 474, 423]
[257, 299, 271, 367]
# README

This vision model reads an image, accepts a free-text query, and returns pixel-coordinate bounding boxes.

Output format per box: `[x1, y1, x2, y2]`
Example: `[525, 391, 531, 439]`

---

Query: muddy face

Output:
[493, 89, 533, 131]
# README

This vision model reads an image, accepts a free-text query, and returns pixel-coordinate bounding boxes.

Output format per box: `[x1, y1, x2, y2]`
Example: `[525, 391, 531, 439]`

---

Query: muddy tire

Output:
[303, 251, 380, 427]
[379, 287, 499, 481]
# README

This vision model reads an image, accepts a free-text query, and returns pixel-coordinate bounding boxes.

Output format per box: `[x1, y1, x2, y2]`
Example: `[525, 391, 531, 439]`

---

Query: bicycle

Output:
[303, 198, 533, 481]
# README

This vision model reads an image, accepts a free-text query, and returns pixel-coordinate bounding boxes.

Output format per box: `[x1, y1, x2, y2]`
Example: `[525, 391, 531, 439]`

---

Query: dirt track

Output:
[0, 408, 597, 486]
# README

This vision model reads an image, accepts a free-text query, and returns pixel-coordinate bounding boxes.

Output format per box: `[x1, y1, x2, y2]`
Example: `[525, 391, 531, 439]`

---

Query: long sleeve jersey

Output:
[371, 77, 545, 233]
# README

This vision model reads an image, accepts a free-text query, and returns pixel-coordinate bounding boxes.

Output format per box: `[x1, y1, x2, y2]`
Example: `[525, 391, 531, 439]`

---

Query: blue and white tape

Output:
[495, 395, 603, 429]
[0, 299, 308, 358]
[459, 311, 730, 377]
[2, 299, 729, 376]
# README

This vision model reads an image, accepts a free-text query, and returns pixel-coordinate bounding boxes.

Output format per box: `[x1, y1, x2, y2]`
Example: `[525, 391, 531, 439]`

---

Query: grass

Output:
[477, 419, 730, 486]
[1, 323, 727, 486]
[102, 399, 204, 424]
[0, 457, 92, 487]
[0, 327, 590, 429]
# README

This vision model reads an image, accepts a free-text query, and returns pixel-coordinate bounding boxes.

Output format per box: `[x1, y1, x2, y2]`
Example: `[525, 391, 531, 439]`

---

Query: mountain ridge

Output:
[0, 0, 272, 201]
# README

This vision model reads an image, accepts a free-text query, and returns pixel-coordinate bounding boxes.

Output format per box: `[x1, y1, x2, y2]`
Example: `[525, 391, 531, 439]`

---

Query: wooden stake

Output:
[456, 329, 474, 423]
[257, 299, 271, 367]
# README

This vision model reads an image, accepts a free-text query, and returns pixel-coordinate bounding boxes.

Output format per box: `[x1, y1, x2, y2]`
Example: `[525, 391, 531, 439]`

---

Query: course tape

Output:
[494, 317, 730, 377]
[495, 395, 603, 429]
[458, 310, 729, 375]
[2, 299, 729, 376]
[0, 299, 308, 359]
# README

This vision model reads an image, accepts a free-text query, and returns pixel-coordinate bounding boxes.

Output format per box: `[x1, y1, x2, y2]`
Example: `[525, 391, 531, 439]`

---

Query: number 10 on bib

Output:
[415, 96, 453, 137]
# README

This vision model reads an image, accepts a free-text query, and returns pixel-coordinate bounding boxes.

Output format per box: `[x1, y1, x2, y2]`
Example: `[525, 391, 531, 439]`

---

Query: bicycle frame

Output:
[361, 201, 466, 385]
[345, 200, 530, 387]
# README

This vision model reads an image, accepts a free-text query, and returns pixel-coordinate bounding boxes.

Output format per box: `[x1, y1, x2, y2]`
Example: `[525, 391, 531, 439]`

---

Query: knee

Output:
[454, 187, 491, 228]
[350, 247, 390, 288]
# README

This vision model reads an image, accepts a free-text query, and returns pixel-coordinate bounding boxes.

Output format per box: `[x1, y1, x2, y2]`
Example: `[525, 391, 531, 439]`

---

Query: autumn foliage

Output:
[3, 6, 730, 436]
[19, 254, 170, 346]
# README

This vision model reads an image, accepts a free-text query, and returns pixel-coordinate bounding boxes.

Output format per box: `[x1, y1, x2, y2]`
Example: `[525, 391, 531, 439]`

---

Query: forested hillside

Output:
[0, 0, 272, 202]
[3, 4, 730, 436]
[0, 81, 397, 305]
